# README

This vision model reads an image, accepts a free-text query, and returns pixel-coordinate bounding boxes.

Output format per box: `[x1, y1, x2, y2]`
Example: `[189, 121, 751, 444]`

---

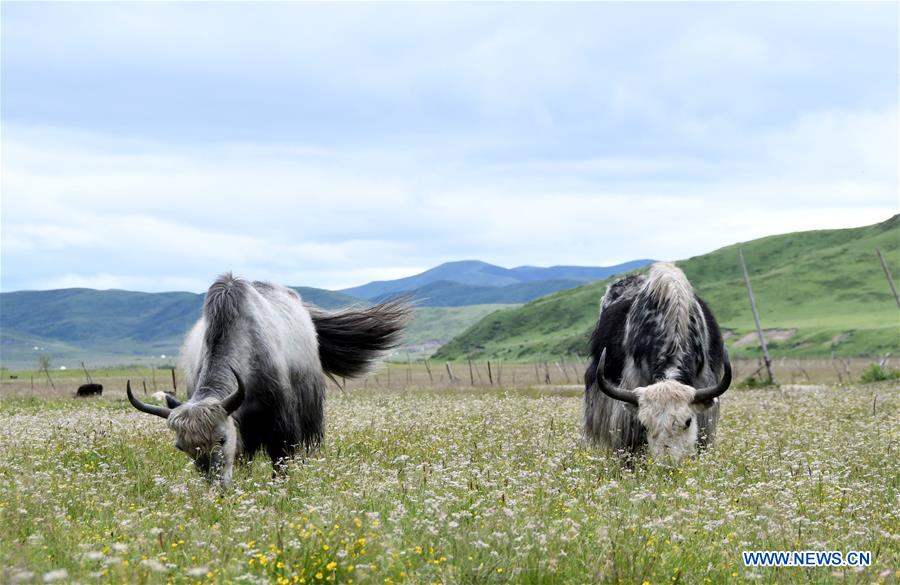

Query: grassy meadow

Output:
[1, 373, 897, 584]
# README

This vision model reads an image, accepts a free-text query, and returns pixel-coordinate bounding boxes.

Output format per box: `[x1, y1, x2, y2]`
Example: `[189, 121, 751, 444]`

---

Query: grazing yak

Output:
[76, 383, 103, 397]
[127, 273, 410, 486]
[584, 263, 732, 463]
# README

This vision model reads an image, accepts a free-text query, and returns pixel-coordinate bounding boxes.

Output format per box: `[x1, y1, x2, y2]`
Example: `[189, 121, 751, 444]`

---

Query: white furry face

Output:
[634, 380, 699, 463]
[166, 402, 238, 487]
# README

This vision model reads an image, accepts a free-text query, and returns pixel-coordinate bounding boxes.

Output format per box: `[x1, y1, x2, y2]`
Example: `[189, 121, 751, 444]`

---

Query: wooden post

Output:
[81, 361, 92, 384]
[142, 380, 148, 396]
[739, 248, 775, 384]
[486, 361, 493, 385]
[468, 359, 475, 386]
[875, 248, 900, 309]
[171, 368, 177, 393]
[555, 361, 569, 383]
[424, 360, 434, 384]
[445, 362, 455, 383]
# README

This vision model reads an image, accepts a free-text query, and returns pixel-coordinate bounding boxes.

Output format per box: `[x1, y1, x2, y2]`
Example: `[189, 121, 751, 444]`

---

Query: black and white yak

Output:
[126, 273, 410, 486]
[584, 262, 732, 463]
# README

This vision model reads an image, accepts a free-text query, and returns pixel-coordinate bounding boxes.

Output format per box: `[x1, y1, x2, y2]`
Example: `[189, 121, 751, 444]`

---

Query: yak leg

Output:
[267, 441, 295, 477]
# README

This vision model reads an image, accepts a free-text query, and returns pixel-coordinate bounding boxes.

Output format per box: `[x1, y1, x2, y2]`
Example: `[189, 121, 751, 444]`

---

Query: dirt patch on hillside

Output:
[831, 332, 850, 345]
[733, 329, 797, 348]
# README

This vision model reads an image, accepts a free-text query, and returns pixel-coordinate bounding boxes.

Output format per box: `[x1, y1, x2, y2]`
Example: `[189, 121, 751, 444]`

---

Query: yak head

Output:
[595, 348, 731, 463]
[126, 368, 246, 487]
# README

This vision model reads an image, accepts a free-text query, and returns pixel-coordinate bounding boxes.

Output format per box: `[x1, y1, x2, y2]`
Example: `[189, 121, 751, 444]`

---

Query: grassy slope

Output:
[434, 215, 900, 361]
[401, 305, 517, 348]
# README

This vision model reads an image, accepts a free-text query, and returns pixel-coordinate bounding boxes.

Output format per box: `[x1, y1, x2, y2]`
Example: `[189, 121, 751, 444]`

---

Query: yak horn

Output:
[164, 393, 183, 409]
[221, 367, 246, 414]
[692, 348, 732, 404]
[126, 380, 171, 419]
[595, 348, 639, 406]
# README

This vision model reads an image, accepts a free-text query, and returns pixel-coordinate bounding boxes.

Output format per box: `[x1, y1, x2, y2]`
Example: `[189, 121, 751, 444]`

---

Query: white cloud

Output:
[2, 112, 896, 293]
[1, 3, 897, 292]
[35, 273, 209, 293]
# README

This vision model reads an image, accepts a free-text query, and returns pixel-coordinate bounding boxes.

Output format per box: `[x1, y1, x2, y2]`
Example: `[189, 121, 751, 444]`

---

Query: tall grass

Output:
[1, 382, 897, 583]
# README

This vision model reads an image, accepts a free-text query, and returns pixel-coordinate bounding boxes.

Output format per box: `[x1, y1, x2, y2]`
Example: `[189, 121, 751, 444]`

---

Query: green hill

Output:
[433, 216, 900, 361]
[0, 285, 512, 366]
[398, 305, 517, 358]
[0, 286, 364, 366]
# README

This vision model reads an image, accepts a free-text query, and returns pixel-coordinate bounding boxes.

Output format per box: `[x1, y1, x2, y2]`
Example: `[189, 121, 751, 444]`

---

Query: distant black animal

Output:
[127, 273, 411, 487]
[583, 263, 731, 463]
[76, 383, 103, 397]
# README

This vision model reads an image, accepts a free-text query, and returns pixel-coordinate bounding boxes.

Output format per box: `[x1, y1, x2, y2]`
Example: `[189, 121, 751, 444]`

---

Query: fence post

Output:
[81, 361, 93, 384]
[875, 248, 900, 309]
[739, 248, 776, 385]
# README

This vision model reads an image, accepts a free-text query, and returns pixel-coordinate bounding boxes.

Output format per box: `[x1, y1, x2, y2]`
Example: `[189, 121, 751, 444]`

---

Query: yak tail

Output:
[308, 298, 413, 378]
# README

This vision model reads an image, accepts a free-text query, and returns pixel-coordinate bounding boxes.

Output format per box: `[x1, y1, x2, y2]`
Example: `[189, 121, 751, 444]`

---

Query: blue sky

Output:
[2, 2, 897, 292]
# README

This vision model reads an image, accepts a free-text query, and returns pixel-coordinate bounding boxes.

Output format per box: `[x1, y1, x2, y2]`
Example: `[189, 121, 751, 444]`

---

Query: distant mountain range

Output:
[343, 259, 653, 304]
[0, 260, 647, 366]
[370, 279, 588, 307]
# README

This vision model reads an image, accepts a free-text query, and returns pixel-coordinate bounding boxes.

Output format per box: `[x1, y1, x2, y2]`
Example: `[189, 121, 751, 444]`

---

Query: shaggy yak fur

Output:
[583, 263, 731, 463]
[127, 273, 410, 486]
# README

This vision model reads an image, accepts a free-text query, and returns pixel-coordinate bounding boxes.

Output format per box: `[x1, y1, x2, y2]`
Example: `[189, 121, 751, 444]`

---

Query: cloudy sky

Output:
[2, 2, 897, 293]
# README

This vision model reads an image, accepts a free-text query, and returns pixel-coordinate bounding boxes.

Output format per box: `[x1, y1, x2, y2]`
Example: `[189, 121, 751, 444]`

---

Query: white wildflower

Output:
[42, 570, 68, 583]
